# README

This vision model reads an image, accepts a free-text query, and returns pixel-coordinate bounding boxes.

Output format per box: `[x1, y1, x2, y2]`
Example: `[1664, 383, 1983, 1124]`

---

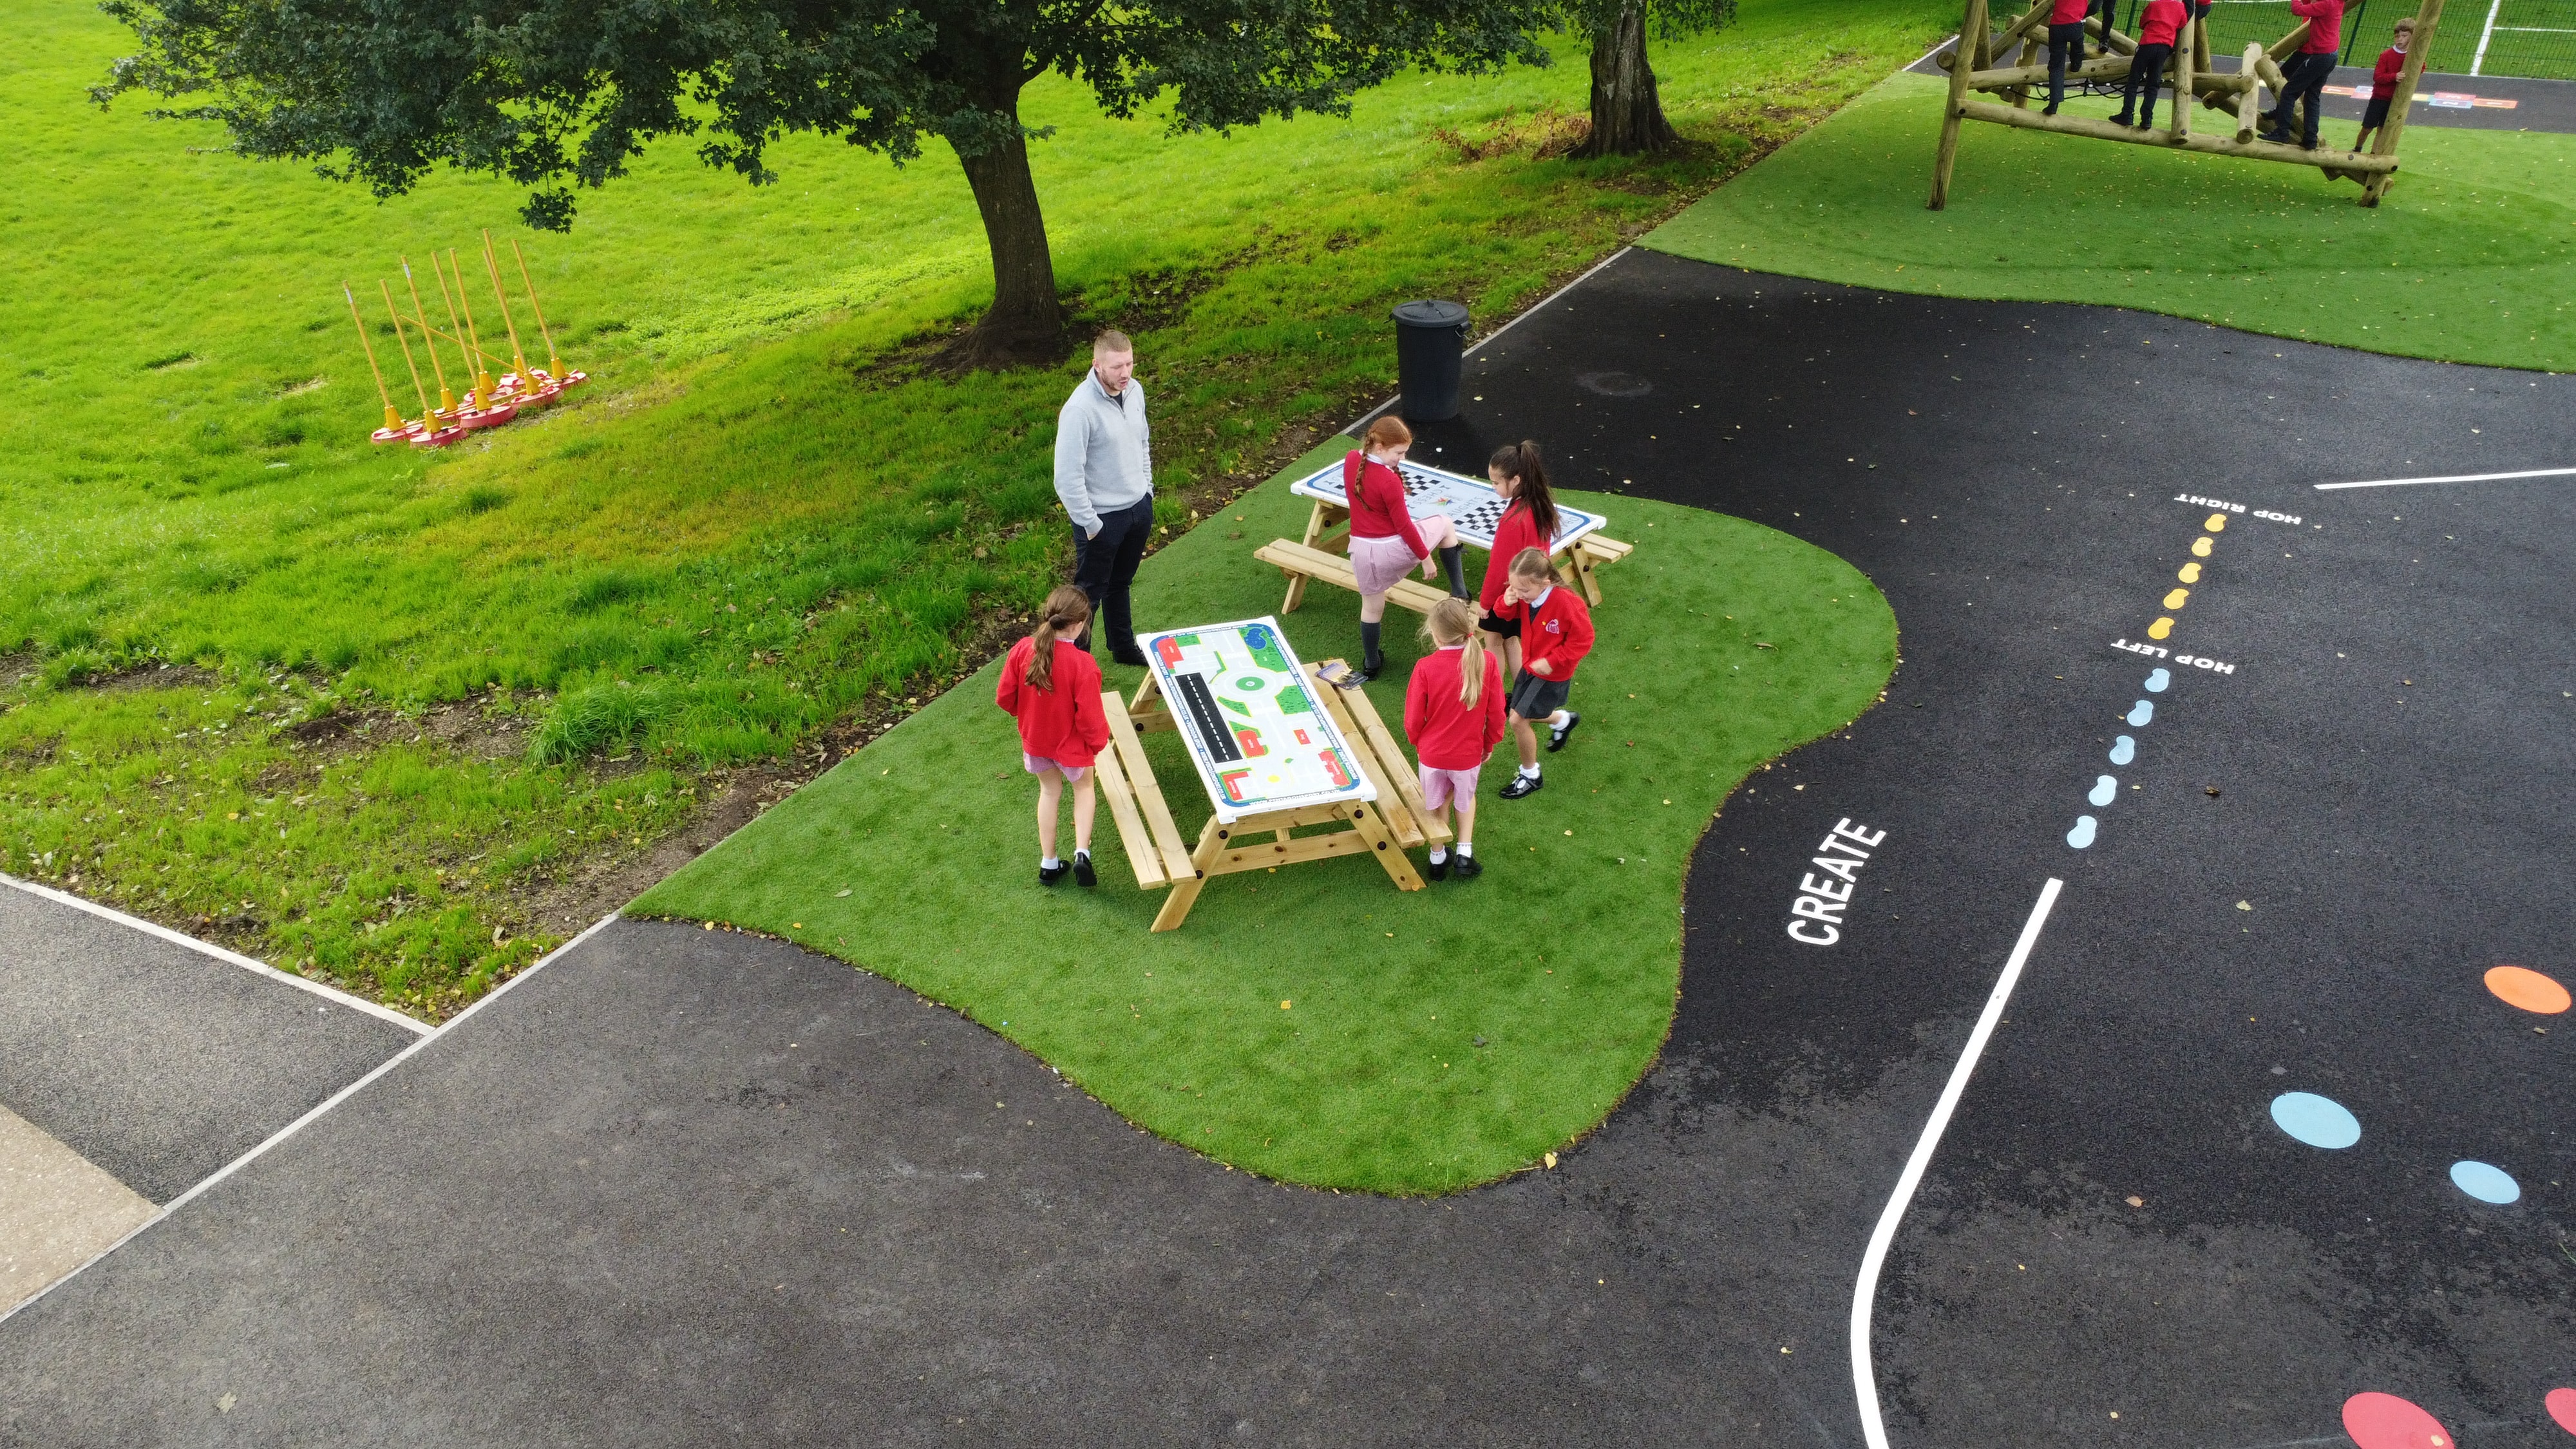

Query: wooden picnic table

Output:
[1090, 616, 1448, 932]
[1256, 455, 1634, 616]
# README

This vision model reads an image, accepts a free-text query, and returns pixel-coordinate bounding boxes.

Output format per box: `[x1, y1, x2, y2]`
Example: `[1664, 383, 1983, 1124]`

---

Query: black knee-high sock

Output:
[1437, 544, 1467, 598]
[1360, 620, 1383, 674]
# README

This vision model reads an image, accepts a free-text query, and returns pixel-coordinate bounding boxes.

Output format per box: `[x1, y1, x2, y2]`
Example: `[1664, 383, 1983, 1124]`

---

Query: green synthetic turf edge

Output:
[632, 440, 1898, 1195]
[1642, 73, 2576, 373]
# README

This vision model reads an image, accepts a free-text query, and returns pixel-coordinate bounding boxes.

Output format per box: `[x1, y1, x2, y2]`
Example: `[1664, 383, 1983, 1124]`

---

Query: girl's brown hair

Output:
[1363, 415, 1412, 451]
[1421, 596, 1488, 708]
[1487, 439, 1558, 547]
[1025, 585, 1092, 692]
[1508, 545, 1555, 580]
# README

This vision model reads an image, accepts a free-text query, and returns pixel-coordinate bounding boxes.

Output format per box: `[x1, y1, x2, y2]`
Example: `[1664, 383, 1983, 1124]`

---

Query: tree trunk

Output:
[1577, 3, 1681, 157]
[949, 99, 1065, 370]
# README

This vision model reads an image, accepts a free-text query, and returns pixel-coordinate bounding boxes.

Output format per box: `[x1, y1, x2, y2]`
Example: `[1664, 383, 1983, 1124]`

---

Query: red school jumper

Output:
[2136, 0, 2183, 47]
[1404, 646, 1508, 771]
[2289, 0, 2343, 53]
[994, 637, 1110, 768]
[2373, 44, 2407, 90]
[1476, 499, 1549, 614]
[1344, 451, 1430, 559]
[1494, 584, 1595, 681]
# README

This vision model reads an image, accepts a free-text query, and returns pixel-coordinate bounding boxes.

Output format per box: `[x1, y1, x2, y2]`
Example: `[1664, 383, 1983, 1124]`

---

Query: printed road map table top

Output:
[1288, 457, 1606, 554]
[1142, 618, 1374, 824]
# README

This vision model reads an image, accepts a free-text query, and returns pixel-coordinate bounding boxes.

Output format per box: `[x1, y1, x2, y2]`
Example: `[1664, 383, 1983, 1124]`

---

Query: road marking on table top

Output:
[1850, 877, 2062, 1449]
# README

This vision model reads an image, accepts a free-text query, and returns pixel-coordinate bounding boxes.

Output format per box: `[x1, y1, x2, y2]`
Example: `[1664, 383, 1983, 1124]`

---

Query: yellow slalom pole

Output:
[509, 237, 569, 381]
[446, 248, 498, 399]
[427, 252, 480, 410]
[343, 283, 400, 431]
[398, 257, 457, 417]
[479, 229, 535, 385]
[379, 280, 431, 416]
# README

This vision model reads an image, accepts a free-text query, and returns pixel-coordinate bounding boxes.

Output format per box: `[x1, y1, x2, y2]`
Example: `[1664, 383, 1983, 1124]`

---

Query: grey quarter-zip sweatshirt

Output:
[1053, 370, 1151, 536]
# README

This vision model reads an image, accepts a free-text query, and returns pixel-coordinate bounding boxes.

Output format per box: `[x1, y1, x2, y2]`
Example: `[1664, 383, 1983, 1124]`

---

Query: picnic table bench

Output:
[1260, 456, 1634, 616]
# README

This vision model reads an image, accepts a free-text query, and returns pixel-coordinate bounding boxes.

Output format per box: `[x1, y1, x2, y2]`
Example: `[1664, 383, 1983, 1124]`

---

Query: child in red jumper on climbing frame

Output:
[2112, 0, 2186, 129]
[1477, 439, 1562, 684]
[1405, 598, 1507, 882]
[995, 585, 1112, 887]
[2355, 16, 2415, 151]
[1341, 416, 1468, 684]
[2043, 0, 2093, 115]
[2265, 0, 2345, 149]
[1492, 547, 1593, 800]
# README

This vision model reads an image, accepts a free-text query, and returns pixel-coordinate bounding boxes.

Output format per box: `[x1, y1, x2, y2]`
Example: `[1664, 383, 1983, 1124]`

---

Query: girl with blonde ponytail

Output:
[996, 585, 1112, 886]
[1402, 596, 1507, 881]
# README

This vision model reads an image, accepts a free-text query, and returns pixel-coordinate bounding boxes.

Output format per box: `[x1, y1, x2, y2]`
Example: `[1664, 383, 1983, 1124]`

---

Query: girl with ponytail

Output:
[1402, 596, 1506, 882]
[996, 584, 1112, 886]
[1477, 439, 1560, 680]
[1341, 415, 1468, 683]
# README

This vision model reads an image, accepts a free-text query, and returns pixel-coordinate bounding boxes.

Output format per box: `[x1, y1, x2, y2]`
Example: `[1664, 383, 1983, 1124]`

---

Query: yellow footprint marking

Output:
[2147, 616, 2175, 639]
[2164, 587, 2190, 609]
[2192, 536, 2213, 558]
[2177, 561, 2202, 583]
[2204, 513, 2228, 532]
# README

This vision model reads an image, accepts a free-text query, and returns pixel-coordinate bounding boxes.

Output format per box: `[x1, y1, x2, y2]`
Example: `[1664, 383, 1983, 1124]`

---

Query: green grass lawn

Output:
[632, 440, 1897, 1193]
[1645, 73, 2576, 372]
[1, 0, 1956, 1015]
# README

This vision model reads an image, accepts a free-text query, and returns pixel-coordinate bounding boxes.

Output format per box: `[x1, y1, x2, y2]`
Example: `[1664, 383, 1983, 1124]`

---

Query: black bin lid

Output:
[1390, 299, 1469, 329]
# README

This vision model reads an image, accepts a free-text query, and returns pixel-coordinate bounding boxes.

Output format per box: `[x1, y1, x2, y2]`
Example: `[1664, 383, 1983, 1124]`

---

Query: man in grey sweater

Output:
[1054, 330, 1153, 667]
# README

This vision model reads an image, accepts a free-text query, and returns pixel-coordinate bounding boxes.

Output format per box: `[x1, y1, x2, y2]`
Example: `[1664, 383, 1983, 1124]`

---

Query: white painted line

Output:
[2472, 0, 2505, 75]
[0, 912, 620, 1328]
[1850, 877, 2063, 1449]
[2313, 464, 2576, 491]
[0, 871, 429, 1035]
[1907, 34, 1960, 71]
[1347, 247, 1637, 433]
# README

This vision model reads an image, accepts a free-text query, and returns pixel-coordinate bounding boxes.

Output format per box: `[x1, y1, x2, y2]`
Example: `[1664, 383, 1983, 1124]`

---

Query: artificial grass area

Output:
[1645, 73, 2576, 372]
[633, 442, 1896, 1194]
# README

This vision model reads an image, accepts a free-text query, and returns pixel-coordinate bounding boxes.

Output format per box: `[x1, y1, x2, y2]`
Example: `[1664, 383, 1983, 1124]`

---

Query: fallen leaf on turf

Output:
[1281, 999, 1292, 1010]
[835, 889, 851, 896]
[1543, 1151, 1558, 1169]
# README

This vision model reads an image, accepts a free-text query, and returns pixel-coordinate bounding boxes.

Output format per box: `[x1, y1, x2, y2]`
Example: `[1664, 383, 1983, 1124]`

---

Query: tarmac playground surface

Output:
[3, 245, 2573, 1445]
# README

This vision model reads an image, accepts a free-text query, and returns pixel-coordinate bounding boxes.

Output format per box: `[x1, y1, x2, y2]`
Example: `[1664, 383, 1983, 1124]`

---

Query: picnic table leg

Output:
[1571, 545, 1605, 606]
[1342, 800, 1425, 892]
[1150, 815, 1228, 932]
[1283, 500, 1335, 614]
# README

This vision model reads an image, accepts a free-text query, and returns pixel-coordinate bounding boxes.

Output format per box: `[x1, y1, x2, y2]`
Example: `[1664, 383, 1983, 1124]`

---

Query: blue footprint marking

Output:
[2088, 775, 2118, 807]
[2271, 1092, 2362, 1149]
[2145, 667, 2172, 692]
[2451, 1160, 2521, 1204]
[2066, 816, 2098, 849]
[2109, 735, 2136, 765]
[2127, 700, 2155, 726]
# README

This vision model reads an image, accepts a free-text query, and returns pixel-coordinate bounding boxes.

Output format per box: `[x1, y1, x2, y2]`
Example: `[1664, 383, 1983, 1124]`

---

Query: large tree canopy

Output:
[98, 0, 1554, 366]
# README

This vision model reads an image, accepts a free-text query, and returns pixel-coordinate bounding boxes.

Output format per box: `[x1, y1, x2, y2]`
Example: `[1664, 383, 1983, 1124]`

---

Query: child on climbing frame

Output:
[2043, 0, 2093, 115]
[1478, 438, 1563, 684]
[1493, 547, 1593, 800]
[1405, 598, 1507, 882]
[1341, 415, 1468, 685]
[2264, 0, 2345, 150]
[2112, 0, 2186, 129]
[996, 584, 1111, 887]
[2355, 16, 2416, 151]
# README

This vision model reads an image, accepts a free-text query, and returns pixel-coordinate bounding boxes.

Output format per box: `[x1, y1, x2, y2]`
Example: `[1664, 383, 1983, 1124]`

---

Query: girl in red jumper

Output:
[1343, 416, 1466, 683]
[1492, 547, 1593, 800]
[995, 585, 1112, 886]
[1477, 439, 1561, 684]
[1404, 598, 1506, 881]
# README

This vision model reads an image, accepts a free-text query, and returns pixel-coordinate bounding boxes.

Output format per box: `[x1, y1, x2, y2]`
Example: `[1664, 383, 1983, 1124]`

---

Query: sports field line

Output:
[2313, 464, 2576, 489]
[0, 912, 618, 1329]
[0, 872, 428, 1035]
[1850, 876, 2064, 1449]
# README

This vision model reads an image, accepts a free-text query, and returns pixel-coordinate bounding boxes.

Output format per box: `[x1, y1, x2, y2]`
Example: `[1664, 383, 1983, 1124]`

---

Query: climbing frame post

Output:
[1929, 0, 1991, 210]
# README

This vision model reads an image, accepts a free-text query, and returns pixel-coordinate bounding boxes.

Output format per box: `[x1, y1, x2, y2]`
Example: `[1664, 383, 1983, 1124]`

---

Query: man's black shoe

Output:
[1500, 773, 1543, 800]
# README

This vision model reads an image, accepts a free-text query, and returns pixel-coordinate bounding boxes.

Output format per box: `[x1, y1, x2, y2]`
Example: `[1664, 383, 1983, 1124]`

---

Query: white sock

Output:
[1074, 849, 1090, 861]
[1548, 710, 1570, 729]
[1042, 855, 1061, 869]
[1518, 764, 1540, 779]
[1428, 847, 1447, 864]
[1457, 842, 1474, 858]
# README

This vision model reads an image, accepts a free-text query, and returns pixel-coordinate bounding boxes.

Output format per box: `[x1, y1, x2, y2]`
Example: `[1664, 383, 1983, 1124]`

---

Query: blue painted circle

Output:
[2270, 1092, 2362, 1150]
[2450, 1160, 2521, 1204]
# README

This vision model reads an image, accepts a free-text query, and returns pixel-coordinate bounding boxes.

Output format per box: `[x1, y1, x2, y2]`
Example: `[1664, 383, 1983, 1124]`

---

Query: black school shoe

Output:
[1451, 853, 1483, 880]
[1548, 712, 1582, 752]
[1501, 773, 1544, 800]
[1074, 852, 1096, 888]
[2110, 111, 2134, 127]
[1427, 853, 1451, 881]
[1040, 860, 1071, 886]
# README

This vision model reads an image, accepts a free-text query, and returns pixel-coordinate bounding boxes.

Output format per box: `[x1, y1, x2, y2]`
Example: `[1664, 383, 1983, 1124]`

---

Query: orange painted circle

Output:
[2486, 965, 2572, 1015]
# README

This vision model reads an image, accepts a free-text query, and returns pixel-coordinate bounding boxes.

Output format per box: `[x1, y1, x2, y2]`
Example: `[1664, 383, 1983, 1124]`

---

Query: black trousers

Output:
[1071, 493, 1153, 659]
[2121, 43, 2174, 126]
[2047, 23, 2087, 109]
[2271, 50, 2333, 147]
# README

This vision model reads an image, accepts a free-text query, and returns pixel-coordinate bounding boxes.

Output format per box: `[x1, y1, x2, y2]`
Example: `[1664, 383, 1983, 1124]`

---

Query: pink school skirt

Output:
[1417, 762, 1482, 811]
[1350, 524, 1443, 597]
[1024, 752, 1091, 782]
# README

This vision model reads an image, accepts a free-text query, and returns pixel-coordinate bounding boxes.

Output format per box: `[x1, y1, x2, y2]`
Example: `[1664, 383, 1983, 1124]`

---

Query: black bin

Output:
[1391, 299, 1470, 422]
